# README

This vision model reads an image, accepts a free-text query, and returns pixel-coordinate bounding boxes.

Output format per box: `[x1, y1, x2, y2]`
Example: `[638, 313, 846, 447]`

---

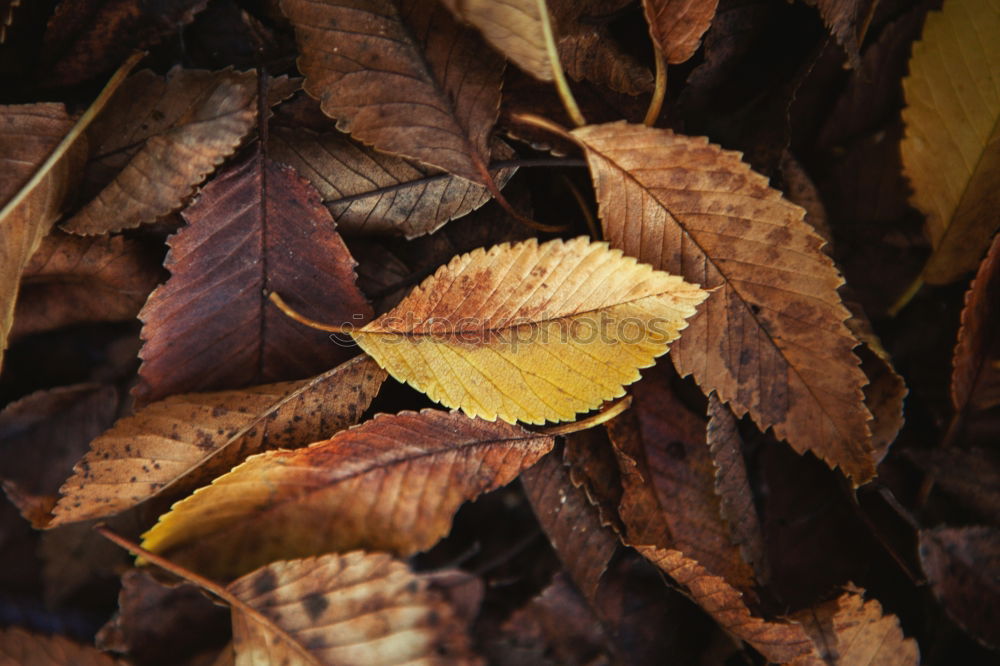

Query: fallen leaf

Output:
[350, 236, 707, 425]
[901, 0, 1000, 283]
[522, 448, 618, 603]
[62, 67, 259, 235]
[643, 0, 720, 64]
[557, 29, 654, 96]
[952, 232, 1000, 415]
[605, 364, 756, 590]
[919, 525, 1000, 649]
[575, 122, 874, 482]
[0, 626, 120, 666]
[0, 103, 84, 371]
[10, 232, 163, 341]
[904, 447, 1000, 520]
[133, 149, 372, 405]
[564, 428, 624, 533]
[802, 0, 877, 68]
[51, 355, 385, 526]
[268, 127, 516, 238]
[40, 0, 208, 86]
[706, 392, 769, 583]
[281, 0, 504, 186]
[141, 410, 553, 579]
[228, 551, 482, 665]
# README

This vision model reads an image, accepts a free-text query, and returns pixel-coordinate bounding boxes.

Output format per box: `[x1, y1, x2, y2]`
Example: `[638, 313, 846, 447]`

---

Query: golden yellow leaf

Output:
[349, 237, 707, 425]
[902, 0, 1000, 283]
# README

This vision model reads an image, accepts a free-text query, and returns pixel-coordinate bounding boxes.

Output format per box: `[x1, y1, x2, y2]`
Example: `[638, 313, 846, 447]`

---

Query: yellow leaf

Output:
[902, 0, 1000, 283]
[350, 237, 708, 425]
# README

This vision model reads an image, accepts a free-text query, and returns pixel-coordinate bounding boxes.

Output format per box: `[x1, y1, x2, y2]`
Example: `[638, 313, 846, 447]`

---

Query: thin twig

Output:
[268, 292, 354, 334]
[538, 396, 632, 436]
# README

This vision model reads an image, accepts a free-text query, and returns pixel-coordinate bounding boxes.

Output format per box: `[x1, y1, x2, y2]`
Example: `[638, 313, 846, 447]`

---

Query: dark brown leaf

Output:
[904, 447, 1000, 520]
[953, 232, 1000, 415]
[558, 29, 654, 96]
[643, 0, 720, 64]
[564, 428, 624, 533]
[0, 626, 120, 665]
[803, 0, 878, 68]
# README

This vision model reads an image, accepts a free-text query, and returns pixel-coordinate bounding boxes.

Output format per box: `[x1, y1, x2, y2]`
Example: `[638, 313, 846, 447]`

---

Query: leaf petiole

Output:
[268, 292, 354, 334]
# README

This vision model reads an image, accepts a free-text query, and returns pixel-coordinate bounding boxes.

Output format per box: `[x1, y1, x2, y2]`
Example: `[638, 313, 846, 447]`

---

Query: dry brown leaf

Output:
[563, 428, 624, 533]
[706, 392, 768, 583]
[133, 149, 372, 405]
[575, 122, 874, 483]
[51, 355, 385, 526]
[62, 67, 258, 235]
[643, 0, 720, 64]
[0, 626, 120, 666]
[522, 448, 618, 603]
[0, 103, 84, 371]
[281, 0, 504, 186]
[605, 364, 756, 590]
[351, 237, 707, 425]
[269, 127, 516, 238]
[802, 0, 877, 68]
[919, 525, 1000, 649]
[558, 29, 654, 96]
[10, 232, 163, 340]
[227, 551, 482, 665]
[953, 232, 1000, 415]
[141, 410, 553, 579]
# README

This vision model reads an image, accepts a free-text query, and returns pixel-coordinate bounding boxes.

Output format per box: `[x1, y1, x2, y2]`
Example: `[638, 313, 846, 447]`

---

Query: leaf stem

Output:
[560, 174, 600, 239]
[268, 292, 355, 334]
[643, 43, 667, 127]
[538, 396, 632, 436]
[887, 276, 924, 317]
[95, 525, 322, 666]
[511, 113, 579, 146]
[538, 0, 585, 127]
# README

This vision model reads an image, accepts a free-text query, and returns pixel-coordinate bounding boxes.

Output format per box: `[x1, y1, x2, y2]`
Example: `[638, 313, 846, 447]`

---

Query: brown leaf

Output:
[0, 103, 84, 371]
[40, 0, 208, 87]
[904, 447, 1000, 520]
[802, 0, 877, 68]
[953, 232, 1000, 415]
[228, 551, 482, 665]
[280, 0, 504, 186]
[706, 392, 769, 583]
[564, 428, 624, 533]
[11, 232, 163, 341]
[558, 29, 654, 96]
[269, 127, 516, 238]
[133, 149, 371, 405]
[606, 364, 755, 590]
[141, 410, 553, 579]
[643, 0, 720, 64]
[62, 67, 259, 235]
[522, 448, 618, 603]
[575, 122, 874, 483]
[0, 626, 120, 666]
[919, 525, 1000, 649]
[51, 355, 385, 526]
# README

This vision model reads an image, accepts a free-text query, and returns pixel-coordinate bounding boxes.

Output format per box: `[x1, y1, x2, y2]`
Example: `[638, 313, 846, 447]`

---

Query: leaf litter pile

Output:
[1, 0, 998, 663]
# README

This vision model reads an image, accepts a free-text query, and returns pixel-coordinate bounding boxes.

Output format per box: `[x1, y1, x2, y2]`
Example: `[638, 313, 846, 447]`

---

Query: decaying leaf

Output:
[643, 0, 720, 64]
[141, 410, 553, 579]
[51, 356, 385, 526]
[575, 122, 875, 483]
[269, 127, 516, 238]
[0, 626, 120, 666]
[952, 232, 1000, 415]
[62, 67, 259, 235]
[349, 236, 707, 425]
[10, 232, 163, 340]
[227, 551, 482, 665]
[134, 150, 372, 405]
[281, 0, 504, 186]
[557, 29, 655, 96]
[902, 0, 1000, 283]
[564, 427, 624, 533]
[919, 525, 1000, 649]
[0, 103, 85, 371]
[606, 364, 756, 590]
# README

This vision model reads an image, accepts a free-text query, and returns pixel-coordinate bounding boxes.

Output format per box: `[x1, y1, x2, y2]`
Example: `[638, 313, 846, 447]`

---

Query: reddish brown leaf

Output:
[643, 0, 720, 64]
[803, 0, 877, 68]
[52, 356, 385, 526]
[133, 149, 371, 405]
[142, 410, 553, 579]
[605, 364, 755, 590]
[11, 232, 163, 341]
[0, 626, 120, 665]
[564, 428, 624, 533]
[953, 232, 1000, 415]
[280, 0, 504, 186]
[269, 127, 516, 238]
[575, 122, 875, 483]
[919, 525, 1000, 649]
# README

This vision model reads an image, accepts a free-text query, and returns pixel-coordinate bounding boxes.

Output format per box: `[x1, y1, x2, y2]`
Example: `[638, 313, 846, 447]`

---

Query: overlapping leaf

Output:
[141, 410, 553, 579]
[0, 626, 120, 666]
[134, 150, 372, 405]
[280, 0, 504, 186]
[574, 122, 874, 482]
[350, 236, 707, 425]
[51, 356, 385, 526]
[228, 552, 482, 665]
[557, 29, 654, 96]
[952, 232, 1000, 415]
[804, 0, 876, 68]
[902, 0, 1000, 283]
[643, 0, 720, 64]
[269, 128, 516, 238]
